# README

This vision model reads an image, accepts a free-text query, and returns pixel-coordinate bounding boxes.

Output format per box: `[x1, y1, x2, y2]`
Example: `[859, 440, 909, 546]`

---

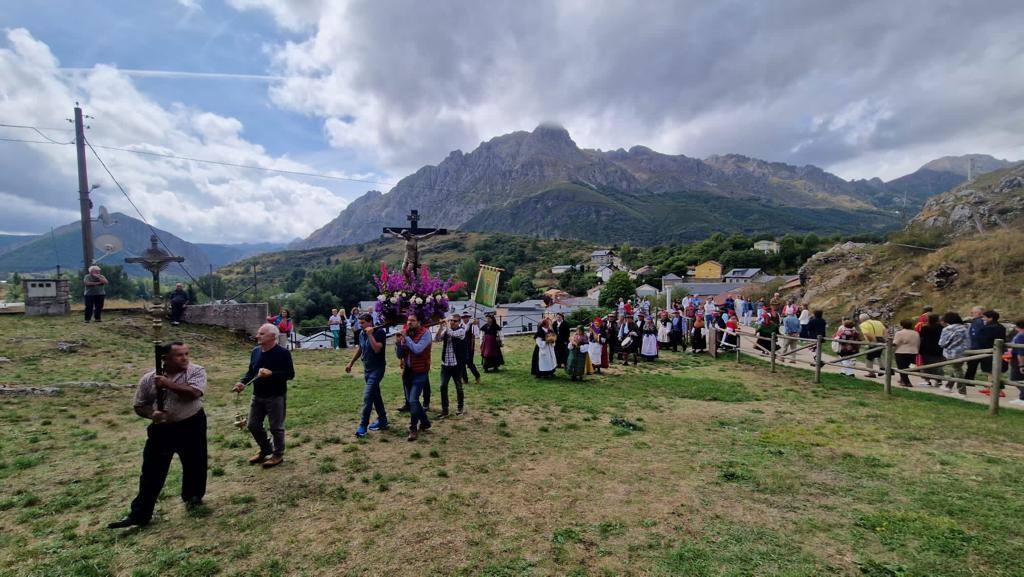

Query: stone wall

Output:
[182, 303, 268, 335]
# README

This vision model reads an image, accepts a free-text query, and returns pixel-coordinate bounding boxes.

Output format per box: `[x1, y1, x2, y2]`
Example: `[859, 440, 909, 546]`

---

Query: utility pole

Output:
[75, 104, 93, 269]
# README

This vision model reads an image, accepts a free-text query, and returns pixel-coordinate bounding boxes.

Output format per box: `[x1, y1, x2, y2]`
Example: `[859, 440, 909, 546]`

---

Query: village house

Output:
[754, 240, 780, 254]
[723, 268, 766, 284]
[692, 260, 723, 281]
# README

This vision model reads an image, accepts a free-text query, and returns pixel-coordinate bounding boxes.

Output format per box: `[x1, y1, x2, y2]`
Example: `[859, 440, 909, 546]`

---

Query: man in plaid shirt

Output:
[437, 313, 466, 417]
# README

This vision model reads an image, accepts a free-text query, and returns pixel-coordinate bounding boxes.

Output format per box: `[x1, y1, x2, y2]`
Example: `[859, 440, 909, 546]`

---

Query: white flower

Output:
[414, 297, 424, 304]
[377, 294, 386, 301]
[390, 296, 399, 304]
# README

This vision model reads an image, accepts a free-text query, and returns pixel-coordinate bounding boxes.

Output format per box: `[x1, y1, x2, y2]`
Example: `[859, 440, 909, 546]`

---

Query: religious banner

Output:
[473, 264, 502, 308]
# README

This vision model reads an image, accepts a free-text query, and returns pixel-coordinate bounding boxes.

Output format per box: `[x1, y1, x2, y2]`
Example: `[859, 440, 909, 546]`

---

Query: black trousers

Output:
[84, 294, 105, 321]
[964, 357, 993, 382]
[170, 303, 185, 323]
[130, 410, 207, 522]
[440, 365, 464, 412]
[460, 354, 480, 382]
[895, 353, 915, 385]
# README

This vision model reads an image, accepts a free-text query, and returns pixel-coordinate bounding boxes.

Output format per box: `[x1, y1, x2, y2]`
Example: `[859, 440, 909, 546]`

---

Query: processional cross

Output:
[382, 209, 448, 280]
[125, 234, 185, 410]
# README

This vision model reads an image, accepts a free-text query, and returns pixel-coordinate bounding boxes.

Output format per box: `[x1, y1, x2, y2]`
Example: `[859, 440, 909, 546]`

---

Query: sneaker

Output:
[107, 515, 148, 529]
[407, 430, 419, 442]
[866, 372, 878, 378]
[355, 426, 367, 438]
[456, 408, 464, 416]
[436, 411, 449, 419]
[368, 420, 388, 431]
[185, 498, 204, 512]
[396, 405, 409, 413]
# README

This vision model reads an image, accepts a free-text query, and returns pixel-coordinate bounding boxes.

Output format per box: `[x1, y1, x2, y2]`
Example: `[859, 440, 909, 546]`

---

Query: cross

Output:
[382, 209, 448, 280]
[126, 234, 185, 411]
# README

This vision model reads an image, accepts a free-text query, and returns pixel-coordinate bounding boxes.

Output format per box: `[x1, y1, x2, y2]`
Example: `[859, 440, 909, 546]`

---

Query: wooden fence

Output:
[761, 330, 1023, 416]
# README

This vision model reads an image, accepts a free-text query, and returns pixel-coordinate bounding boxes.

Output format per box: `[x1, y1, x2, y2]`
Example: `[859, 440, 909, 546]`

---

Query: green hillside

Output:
[462, 183, 899, 243]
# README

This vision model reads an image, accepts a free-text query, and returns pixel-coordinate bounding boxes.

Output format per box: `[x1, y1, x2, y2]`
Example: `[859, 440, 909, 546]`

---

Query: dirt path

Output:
[730, 326, 1024, 411]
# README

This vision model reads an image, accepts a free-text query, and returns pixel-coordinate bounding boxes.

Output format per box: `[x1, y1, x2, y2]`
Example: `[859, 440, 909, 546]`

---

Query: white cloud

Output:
[0, 28, 354, 243]
[233, 0, 1024, 181]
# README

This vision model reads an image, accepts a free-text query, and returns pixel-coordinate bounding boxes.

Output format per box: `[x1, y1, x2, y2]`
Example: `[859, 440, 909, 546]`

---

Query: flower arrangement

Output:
[373, 262, 467, 325]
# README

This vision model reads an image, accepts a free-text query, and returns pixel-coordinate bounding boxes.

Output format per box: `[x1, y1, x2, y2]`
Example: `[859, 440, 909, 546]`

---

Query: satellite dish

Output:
[97, 206, 117, 227]
[93, 234, 124, 259]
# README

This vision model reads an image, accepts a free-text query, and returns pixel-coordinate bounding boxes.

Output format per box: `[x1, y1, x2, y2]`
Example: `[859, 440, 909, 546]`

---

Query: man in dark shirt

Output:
[234, 323, 295, 468]
[108, 341, 207, 528]
[345, 313, 388, 437]
[965, 309, 1008, 386]
[169, 283, 189, 326]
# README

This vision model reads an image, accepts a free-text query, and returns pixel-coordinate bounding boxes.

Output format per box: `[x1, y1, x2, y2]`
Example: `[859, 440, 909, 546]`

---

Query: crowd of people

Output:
[106, 293, 1023, 530]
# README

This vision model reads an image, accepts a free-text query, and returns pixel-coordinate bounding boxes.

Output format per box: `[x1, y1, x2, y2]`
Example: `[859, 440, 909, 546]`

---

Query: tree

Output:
[68, 264, 135, 302]
[285, 261, 377, 321]
[599, 271, 635, 308]
[558, 266, 597, 296]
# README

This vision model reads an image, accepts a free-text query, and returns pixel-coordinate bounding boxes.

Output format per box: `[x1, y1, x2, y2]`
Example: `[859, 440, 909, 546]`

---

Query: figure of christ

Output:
[385, 227, 444, 280]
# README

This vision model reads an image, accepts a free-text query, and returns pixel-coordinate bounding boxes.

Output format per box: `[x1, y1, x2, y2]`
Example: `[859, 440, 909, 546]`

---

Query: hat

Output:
[460, 312, 472, 318]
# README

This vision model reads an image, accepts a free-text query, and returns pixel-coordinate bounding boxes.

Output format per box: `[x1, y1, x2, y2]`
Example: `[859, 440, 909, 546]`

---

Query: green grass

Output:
[1, 311, 1023, 576]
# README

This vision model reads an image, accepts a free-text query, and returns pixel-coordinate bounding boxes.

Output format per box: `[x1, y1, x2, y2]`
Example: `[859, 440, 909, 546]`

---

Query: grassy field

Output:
[2, 312, 1024, 577]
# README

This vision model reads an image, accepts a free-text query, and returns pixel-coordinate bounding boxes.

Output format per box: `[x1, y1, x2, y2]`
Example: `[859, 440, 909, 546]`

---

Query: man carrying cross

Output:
[383, 209, 448, 280]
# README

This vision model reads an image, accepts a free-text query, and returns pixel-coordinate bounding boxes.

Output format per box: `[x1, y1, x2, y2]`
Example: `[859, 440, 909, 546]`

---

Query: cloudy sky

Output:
[2, 0, 1023, 242]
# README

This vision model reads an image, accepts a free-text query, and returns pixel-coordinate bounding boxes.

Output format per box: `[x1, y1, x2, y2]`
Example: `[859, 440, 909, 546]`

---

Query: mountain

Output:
[0, 234, 38, 256]
[299, 126, 1012, 249]
[857, 154, 1014, 213]
[194, 242, 288, 268]
[911, 161, 1024, 237]
[0, 213, 212, 278]
[799, 162, 1024, 322]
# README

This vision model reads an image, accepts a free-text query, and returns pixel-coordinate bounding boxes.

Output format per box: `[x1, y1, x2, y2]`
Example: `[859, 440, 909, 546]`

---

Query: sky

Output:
[1, 0, 1023, 242]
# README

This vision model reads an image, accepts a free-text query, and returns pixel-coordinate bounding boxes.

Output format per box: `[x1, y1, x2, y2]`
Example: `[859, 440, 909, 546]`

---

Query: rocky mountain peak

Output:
[919, 154, 1011, 176]
[913, 163, 1024, 236]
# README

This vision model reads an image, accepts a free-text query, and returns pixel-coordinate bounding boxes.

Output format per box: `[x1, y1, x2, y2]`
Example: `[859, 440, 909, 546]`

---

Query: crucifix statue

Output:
[382, 209, 448, 280]
[126, 234, 185, 411]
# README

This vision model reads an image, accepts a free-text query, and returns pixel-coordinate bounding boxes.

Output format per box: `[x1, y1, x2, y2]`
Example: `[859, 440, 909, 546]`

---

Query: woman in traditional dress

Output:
[566, 326, 589, 381]
[531, 318, 557, 378]
[657, 311, 673, 351]
[690, 316, 707, 354]
[641, 316, 659, 360]
[588, 317, 607, 374]
[480, 314, 504, 372]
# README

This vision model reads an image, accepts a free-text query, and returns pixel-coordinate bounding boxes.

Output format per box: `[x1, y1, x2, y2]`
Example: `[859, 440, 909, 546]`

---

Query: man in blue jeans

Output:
[345, 313, 388, 437]
[396, 313, 433, 441]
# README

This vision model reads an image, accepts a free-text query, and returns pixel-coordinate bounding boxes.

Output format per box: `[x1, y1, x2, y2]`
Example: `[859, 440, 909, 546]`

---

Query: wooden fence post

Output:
[770, 332, 777, 373]
[814, 335, 823, 384]
[989, 339, 1005, 416]
[735, 332, 741, 364]
[883, 336, 893, 397]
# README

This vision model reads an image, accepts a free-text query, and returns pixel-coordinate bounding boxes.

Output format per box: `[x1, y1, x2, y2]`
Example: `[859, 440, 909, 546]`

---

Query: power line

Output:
[0, 136, 71, 145]
[89, 143, 397, 186]
[1, 122, 480, 196]
[84, 138, 213, 300]
[0, 123, 75, 144]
